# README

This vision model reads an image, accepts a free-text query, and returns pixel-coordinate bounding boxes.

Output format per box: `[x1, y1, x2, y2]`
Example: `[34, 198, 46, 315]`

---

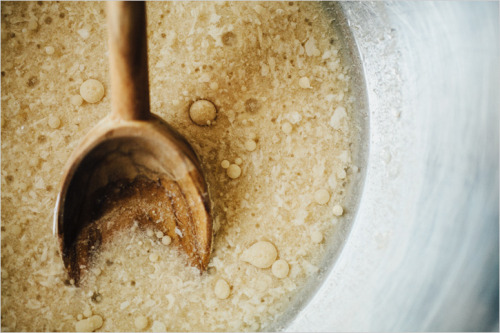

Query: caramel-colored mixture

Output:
[1, 2, 355, 331]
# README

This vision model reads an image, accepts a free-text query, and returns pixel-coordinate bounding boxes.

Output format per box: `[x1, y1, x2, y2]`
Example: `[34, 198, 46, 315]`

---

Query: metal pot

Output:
[281, 2, 499, 331]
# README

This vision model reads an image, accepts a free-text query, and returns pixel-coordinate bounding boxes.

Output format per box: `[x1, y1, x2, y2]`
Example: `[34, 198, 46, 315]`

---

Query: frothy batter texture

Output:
[1, 2, 356, 331]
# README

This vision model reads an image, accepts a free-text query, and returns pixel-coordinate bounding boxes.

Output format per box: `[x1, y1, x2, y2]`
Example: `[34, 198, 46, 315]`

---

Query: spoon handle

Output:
[107, 1, 150, 121]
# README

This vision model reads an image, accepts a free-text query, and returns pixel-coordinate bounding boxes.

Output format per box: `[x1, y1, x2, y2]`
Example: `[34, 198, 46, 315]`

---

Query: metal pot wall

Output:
[283, 2, 498, 331]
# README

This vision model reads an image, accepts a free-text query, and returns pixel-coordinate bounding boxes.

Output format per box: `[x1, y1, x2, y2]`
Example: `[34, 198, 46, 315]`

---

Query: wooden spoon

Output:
[53, 2, 212, 285]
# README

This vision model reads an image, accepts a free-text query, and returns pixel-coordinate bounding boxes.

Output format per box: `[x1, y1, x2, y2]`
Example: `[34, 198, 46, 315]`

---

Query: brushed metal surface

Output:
[287, 2, 499, 331]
